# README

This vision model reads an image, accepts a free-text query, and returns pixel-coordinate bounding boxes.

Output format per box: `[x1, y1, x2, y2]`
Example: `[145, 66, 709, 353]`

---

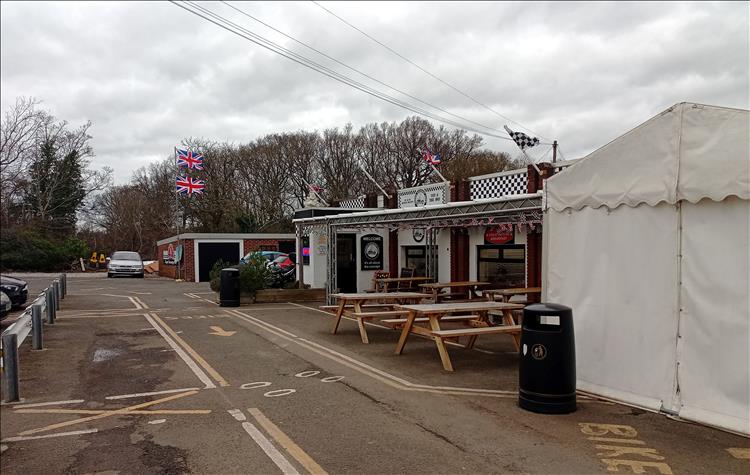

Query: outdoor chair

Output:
[366, 271, 391, 293]
[397, 267, 416, 291]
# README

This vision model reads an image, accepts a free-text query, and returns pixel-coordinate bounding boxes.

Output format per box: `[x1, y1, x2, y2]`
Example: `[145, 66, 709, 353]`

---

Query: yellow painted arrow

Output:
[209, 326, 236, 337]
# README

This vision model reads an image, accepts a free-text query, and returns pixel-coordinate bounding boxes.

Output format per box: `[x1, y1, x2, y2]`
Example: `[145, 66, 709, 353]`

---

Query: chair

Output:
[397, 267, 416, 291]
[366, 271, 391, 293]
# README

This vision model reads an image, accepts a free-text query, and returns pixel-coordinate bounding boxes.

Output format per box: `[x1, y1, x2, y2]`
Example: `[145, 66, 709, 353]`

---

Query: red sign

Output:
[484, 224, 514, 244]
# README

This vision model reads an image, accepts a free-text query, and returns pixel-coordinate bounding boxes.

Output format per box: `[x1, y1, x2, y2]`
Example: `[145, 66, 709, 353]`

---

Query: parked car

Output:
[0, 291, 11, 320]
[270, 254, 295, 270]
[107, 251, 145, 278]
[240, 251, 287, 265]
[0, 275, 28, 308]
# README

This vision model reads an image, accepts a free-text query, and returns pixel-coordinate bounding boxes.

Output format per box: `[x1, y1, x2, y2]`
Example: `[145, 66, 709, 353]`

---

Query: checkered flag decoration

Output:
[504, 125, 540, 151]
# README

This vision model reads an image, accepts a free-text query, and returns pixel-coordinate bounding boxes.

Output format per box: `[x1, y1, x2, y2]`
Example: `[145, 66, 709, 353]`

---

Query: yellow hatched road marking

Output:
[16, 409, 211, 415]
[249, 408, 328, 475]
[727, 448, 750, 459]
[19, 390, 198, 436]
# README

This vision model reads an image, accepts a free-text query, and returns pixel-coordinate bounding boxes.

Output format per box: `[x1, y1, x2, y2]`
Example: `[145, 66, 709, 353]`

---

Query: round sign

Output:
[415, 190, 427, 207]
[484, 225, 514, 244]
[364, 242, 380, 259]
[412, 228, 425, 243]
[531, 344, 547, 360]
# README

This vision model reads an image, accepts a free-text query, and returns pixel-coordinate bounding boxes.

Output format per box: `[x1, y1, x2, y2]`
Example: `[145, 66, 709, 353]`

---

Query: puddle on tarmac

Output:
[93, 348, 122, 362]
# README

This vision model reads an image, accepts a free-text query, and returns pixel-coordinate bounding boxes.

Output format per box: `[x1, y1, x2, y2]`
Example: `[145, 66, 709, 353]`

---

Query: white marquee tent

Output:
[543, 103, 749, 435]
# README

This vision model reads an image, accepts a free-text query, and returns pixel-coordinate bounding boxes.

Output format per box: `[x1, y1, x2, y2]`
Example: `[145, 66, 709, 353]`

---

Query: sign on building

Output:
[360, 234, 384, 270]
[398, 183, 449, 208]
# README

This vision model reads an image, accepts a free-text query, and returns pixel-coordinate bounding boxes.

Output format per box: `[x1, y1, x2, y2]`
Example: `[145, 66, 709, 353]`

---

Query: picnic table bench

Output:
[329, 292, 431, 344]
[418, 281, 491, 302]
[394, 301, 524, 371]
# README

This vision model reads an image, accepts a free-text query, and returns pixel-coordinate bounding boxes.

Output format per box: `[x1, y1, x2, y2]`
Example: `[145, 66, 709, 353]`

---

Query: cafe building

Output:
[293, 161, 575, 300]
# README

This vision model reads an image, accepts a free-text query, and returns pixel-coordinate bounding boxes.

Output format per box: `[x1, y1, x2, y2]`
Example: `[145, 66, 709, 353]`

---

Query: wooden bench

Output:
[319, 304, 393, 313]
[381, 314, 481, 328]
[338, 310, 410, 344]
[431, 325, 522, 350]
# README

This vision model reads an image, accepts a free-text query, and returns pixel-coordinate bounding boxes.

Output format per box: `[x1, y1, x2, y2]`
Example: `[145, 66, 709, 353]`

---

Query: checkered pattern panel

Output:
[470, 172, 528, 200]
[339, 197, 365, 208]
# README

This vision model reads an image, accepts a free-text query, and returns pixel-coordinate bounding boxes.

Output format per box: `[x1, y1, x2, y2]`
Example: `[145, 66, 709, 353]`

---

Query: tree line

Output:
[1, 96, 522, 268]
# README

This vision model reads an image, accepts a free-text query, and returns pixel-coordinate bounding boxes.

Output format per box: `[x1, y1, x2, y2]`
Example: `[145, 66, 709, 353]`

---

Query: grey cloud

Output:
[2, 1, 747, 183]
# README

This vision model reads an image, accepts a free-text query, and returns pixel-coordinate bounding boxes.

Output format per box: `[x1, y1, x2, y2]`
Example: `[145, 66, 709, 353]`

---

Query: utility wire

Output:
[171, 1, 514, 141]
[310, 0, 549, 141]
[220, 1, 511, 137]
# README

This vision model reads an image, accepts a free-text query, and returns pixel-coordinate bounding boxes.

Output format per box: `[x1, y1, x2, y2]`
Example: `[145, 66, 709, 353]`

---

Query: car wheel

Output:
[137, 273, 144, 278]
[107, 273, 112, 278]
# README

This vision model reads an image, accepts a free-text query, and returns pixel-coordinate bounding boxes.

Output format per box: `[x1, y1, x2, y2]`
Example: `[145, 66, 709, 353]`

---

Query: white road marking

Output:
[320, 376, 345, 383]
[133, 297, 149, 309]
[2, 428, 98, 442]
[143, 313, 216, 389]
[139, 328, 158, 331]
[227, 409, 247, 421]
[184, 293, 218, 305]
[105, 387, 200, 400]
[0, 444, 7, 453]
[241, 382, 272, 390]
[148, 419, 166, 425]
[295, 371, 320, 378]
[241, 422, 300, 475]
[128, 297, 142, 309]
[264, 389, 296, 398]
[727, 448, 750, 459]
[13, 399, 85, 409]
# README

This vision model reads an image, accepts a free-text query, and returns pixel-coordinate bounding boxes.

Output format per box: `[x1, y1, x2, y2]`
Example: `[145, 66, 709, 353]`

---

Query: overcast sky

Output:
[2, 1, 748, 183]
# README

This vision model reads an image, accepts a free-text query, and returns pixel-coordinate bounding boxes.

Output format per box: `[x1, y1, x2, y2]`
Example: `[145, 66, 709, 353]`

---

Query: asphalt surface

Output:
[0, 273, 747, 474]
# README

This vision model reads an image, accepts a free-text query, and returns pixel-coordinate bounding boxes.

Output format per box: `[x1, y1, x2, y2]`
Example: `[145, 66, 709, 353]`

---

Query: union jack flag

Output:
[175, 175, 205, 195]
[176, 148, 204, 170]
[421, 146, 441, 165]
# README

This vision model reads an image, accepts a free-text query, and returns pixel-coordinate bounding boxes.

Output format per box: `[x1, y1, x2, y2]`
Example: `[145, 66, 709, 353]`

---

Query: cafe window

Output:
[476, 244, 525, 288]
[404, 246, 435, 277]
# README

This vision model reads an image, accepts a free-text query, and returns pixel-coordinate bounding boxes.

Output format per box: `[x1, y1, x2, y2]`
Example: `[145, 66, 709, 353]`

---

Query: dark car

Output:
[0, 275, 29, 308]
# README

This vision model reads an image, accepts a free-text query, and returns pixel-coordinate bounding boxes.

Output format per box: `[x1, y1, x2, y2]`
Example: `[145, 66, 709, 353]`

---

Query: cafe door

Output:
[336, 234, 357, 292]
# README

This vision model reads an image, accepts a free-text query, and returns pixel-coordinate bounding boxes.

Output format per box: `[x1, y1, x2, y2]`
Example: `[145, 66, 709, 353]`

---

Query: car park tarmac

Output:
[0, 274, 747, 474]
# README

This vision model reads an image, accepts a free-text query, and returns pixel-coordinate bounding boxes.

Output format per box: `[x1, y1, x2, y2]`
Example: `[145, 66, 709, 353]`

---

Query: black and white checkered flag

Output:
[504, 125, 539, 151]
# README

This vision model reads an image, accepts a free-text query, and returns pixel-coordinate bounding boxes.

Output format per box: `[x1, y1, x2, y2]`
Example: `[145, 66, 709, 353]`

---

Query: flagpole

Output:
[299, 176, 328, 206]
[174, 147, 182, 282]
[358, 162, 391, 199]
[428, 162, 448, 183]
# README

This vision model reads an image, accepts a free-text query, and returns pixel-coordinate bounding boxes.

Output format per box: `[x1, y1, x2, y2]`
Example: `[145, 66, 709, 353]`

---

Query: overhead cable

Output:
[310, 0, 549, 141]
[220, 1, 512, 137]
[170, 1, 514, 141]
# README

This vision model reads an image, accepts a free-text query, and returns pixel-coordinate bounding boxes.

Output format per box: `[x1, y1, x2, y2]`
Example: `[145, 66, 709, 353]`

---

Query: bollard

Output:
[60, 273, 66, 299]
[46, 287, 56, 324]
[53, 280, 61, 311]
[2, 333, 20, 402]
[32, 304, 44, 350]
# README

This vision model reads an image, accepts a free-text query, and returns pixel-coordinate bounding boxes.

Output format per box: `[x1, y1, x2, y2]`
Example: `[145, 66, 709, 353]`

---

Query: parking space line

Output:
[2, 429, 98, 443]
[184, 293, 218, 305]
[249, 408, 328, 475]
[727, 448, 750, 459]
[19, 390, 198, 436]
[148, 312, 229, 387]
[144, 313, 217, 389]
[128, 297, 142, 309]
[241, 421, 300, 475]
[105, 387, 200, 400]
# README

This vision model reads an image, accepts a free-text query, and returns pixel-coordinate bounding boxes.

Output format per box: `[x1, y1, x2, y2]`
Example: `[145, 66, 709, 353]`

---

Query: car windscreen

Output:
[271, 256, 288, 264]
[111, 252, 141, 261]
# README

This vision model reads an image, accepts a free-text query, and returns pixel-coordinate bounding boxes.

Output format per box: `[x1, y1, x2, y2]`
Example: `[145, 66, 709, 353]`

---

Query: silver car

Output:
[107, 251, 145, 278]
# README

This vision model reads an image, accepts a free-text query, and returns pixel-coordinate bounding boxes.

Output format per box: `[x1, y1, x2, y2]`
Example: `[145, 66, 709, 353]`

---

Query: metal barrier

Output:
[1, 273, 65, 402]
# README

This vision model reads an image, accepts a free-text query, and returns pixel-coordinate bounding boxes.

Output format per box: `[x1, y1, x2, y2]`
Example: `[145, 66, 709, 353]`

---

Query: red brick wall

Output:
[243, 239, 280, 253]
[157, 239, 195, 281]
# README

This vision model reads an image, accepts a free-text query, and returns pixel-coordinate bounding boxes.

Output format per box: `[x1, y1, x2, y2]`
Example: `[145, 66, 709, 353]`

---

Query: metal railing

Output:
[1, 273, 67, 402]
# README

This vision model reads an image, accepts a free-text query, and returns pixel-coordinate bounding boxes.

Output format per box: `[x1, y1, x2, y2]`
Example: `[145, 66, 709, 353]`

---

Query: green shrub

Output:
[0, 229, 90, 271]
[238, 252, 269, 298]
[209, 259, 230, 292]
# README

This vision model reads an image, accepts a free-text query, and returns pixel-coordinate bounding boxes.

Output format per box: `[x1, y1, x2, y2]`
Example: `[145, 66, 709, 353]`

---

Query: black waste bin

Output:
[519, 303, 576, 414]
[219, 268, 240, 307]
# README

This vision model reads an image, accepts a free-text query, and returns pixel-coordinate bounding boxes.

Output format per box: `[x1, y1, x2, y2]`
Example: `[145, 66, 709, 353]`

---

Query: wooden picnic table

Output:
[374, 276, 433, 292]
[418, 281, 491, 302]
[394, 301, 524, 371]
[484, 287, 542, 303]
[329, 292, 431, 343]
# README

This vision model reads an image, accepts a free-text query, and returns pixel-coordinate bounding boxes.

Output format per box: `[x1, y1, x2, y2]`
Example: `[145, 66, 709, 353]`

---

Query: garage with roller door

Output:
[196, 240, 242, 282]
